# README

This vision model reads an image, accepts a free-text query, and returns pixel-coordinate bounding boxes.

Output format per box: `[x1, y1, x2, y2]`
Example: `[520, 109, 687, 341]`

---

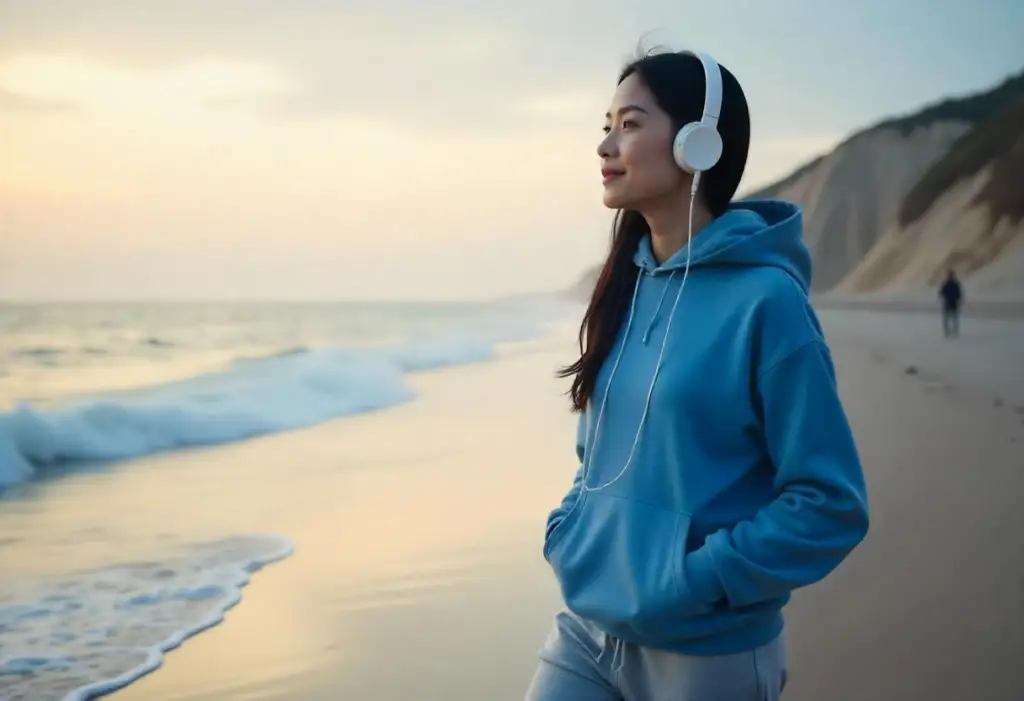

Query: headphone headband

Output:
[680, 50, 723, 127]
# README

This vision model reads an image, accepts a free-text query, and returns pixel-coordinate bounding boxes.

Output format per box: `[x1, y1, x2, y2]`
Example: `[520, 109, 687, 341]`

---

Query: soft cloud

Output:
[0, 54, 293, 114]
[0, 1, 619, 132]
[0, 87, 74, 114]
[517, 89, 610, 120]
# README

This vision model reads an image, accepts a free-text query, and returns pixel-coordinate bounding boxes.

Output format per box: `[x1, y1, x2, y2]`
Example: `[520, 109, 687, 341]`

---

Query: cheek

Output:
[622, 136, 681, 189]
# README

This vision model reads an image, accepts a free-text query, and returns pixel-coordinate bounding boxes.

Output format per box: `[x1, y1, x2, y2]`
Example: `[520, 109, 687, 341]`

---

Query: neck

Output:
[642, 192, 714, 264]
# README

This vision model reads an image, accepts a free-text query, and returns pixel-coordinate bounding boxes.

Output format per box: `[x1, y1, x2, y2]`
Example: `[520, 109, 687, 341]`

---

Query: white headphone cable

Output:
[583, 173, 700, 492]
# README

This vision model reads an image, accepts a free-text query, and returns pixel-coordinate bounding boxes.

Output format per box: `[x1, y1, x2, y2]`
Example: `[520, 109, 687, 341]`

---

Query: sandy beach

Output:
[784, 309, 1024, 701]
[1, 307, 1022, 701]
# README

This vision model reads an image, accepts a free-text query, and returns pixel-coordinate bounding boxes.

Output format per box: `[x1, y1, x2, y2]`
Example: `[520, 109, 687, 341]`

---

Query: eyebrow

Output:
[605, 104, 649, 119]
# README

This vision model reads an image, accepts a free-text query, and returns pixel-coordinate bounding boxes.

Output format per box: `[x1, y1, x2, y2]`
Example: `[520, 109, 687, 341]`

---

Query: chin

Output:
[602, 189, 633, 210]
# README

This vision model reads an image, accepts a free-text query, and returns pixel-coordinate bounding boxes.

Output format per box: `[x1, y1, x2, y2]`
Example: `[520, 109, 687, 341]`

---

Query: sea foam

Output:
[0, 534, 293, 701]
[0, 332, 512, 488]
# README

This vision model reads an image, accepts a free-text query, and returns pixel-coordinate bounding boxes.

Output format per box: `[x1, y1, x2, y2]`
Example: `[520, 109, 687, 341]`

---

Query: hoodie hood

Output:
[632, 198, 811, 292]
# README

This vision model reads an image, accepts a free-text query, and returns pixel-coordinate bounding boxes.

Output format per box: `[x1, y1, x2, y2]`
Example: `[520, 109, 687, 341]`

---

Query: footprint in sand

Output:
[903, 365, 943, 385]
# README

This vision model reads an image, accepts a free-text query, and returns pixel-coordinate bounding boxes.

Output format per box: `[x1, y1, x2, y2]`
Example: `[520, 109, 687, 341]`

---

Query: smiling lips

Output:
[601, 167, 624, 184]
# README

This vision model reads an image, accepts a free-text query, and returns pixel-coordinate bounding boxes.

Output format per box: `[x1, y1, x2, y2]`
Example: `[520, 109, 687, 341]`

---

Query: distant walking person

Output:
[939, 269, 963, 337]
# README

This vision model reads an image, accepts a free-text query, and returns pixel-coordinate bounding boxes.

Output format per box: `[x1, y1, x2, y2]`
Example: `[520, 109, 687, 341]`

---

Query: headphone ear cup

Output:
[673, 122, 723, 173]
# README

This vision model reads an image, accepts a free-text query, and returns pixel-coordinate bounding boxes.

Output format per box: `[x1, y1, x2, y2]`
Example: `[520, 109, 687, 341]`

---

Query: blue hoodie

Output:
[543, 199, 869, 656]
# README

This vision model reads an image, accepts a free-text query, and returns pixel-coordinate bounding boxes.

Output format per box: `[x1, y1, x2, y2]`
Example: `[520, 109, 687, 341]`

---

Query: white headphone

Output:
[672, 50, 724, 174]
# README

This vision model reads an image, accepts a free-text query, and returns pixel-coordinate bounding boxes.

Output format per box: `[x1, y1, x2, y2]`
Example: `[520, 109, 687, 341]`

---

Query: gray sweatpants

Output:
[526, 609, 788, 701]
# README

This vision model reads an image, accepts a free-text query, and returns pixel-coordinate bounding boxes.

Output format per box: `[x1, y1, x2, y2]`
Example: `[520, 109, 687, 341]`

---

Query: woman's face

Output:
[597, 73, 684, 210]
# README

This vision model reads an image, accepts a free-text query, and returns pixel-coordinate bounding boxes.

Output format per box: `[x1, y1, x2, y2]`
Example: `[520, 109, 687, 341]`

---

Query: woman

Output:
[526, 49, 870, 700]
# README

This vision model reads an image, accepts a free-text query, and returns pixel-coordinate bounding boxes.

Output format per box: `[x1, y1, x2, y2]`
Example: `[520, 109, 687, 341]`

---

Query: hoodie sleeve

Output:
[683, 339, 870, 609]
[545, 412, 587, 540]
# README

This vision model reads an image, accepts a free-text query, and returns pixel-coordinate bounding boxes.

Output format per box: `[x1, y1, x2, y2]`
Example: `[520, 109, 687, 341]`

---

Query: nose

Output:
[597, 130, 616, 159]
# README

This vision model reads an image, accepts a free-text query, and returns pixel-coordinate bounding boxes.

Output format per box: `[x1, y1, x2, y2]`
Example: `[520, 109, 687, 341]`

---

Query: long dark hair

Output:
[559, 49, 751, 412]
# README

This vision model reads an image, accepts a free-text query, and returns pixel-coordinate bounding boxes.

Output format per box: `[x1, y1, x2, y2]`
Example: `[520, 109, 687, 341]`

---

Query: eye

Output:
[601, 125, 611, 134]
[622, 119, 639, 129]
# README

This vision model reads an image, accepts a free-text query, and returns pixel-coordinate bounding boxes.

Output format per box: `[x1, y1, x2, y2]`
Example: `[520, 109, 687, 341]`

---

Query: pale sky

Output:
[2, 0, 1022, 301]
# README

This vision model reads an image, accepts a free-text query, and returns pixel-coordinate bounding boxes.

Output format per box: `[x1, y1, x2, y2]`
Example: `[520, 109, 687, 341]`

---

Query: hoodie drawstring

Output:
[641, 270, 677, 345]
[597, 631, 627, 683]
[610, 635, 626, 679]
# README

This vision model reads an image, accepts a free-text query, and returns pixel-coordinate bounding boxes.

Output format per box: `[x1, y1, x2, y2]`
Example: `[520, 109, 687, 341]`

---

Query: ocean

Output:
[0, 298, 570, 489]
[0, 297, 577, 701]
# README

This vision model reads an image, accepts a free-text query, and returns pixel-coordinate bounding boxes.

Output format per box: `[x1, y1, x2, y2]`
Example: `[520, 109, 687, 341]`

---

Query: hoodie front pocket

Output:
[546, 494, 708, 642]
[543, 492, 585, 563]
